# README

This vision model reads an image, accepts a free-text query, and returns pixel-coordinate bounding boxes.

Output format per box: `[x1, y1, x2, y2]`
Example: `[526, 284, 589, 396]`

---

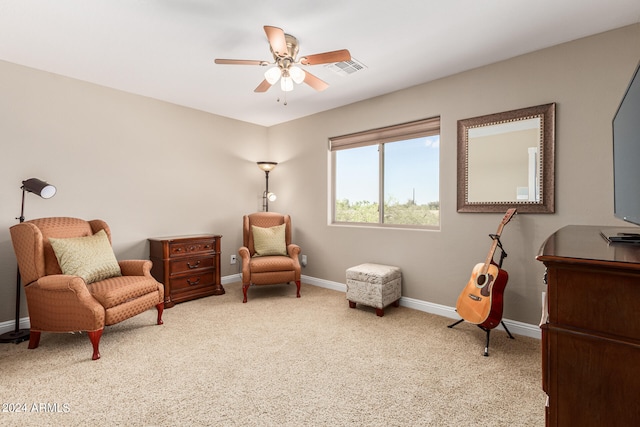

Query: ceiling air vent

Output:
[325, 57, 367, 76]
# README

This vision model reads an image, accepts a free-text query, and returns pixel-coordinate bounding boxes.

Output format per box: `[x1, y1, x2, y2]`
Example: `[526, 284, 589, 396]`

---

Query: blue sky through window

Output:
[335, 136, 439, 205]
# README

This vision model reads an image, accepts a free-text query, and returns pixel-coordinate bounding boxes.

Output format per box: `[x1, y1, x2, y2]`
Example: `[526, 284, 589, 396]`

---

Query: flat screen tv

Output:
[613, 59, 640, 227]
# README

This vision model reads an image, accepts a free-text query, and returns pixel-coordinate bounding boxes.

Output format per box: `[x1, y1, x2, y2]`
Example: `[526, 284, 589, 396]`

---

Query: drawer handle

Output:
[204, 245, 211, 249]
[187, 261, 201, 269]
[173, 248, 182, 253]
[189, 246, 196, 251]
[186, 278, 200, 286]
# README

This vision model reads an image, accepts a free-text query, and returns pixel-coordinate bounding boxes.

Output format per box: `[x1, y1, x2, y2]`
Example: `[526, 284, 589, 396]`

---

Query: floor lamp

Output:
[0, 178, 56, 344]
[257, 161, 277, 212]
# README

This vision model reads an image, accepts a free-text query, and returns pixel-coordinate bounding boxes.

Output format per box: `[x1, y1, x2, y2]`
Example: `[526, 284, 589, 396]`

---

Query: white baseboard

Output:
[301, 274, 542, 340]
[222, 273, 242, 285]
[0, 273, 541, 340]
[0, 317, 30, 336]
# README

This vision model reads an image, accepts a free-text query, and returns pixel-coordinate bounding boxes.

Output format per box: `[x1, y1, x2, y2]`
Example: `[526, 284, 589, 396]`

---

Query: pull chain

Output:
[276, 90, 288, 106]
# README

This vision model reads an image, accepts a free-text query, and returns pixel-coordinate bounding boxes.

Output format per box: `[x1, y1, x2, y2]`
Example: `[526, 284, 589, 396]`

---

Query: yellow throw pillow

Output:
[252, 223, 287, 256]
[49, 229, 122, 284]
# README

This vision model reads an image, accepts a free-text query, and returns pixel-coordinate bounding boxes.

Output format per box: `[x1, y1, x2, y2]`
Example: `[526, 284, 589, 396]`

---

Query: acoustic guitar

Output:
[455, 208, 516, 330]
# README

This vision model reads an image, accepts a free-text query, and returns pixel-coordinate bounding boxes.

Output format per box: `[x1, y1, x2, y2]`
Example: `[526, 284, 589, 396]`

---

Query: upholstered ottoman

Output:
[346, 263, 401, 317]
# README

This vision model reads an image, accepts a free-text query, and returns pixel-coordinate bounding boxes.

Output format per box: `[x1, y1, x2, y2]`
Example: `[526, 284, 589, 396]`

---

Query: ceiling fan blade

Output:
[254, 79, 273, 93]
[300, 49, 351, 65]
[264, 26, 288, 57]
[303, 71, 329, 91]
[214, 59, 269, 66]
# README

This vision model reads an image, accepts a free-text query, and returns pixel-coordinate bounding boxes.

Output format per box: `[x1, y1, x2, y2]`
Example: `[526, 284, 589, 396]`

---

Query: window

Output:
[330, 117, 440, 228]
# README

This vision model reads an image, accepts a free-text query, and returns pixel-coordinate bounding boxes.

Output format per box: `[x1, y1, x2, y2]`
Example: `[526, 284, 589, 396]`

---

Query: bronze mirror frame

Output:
[457, 103, 555, 213]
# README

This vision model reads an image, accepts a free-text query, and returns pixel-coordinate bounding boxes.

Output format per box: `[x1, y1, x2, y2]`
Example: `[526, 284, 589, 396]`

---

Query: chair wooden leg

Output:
[156, 302, 164, 325]
[242, 284, 249, 303]
[295, 280, 301, 298]
[88, 329, 103, 360]
[28, 331, 41, 349]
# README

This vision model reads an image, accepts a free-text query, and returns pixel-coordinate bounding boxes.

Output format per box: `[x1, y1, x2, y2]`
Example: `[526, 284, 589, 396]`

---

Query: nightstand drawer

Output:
[149, 234, 224, 307]
[169, 270, 215, 292]
[169, 239, 215, 257]
[169, 255, 215, 275]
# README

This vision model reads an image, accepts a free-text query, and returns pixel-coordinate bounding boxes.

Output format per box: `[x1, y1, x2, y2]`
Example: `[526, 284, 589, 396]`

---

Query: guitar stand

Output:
[448, 233, 515, 356]
[447, 319, 515, 356]
[489, 233, 508, 270]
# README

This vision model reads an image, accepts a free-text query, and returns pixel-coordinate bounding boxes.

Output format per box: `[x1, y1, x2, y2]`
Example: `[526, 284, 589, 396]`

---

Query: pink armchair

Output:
[238, 212, 301, 303]
[9, 217, 164, 360]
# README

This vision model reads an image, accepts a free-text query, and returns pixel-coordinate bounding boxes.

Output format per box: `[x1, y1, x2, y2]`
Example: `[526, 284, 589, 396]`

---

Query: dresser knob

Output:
[187, 261, 201, 269]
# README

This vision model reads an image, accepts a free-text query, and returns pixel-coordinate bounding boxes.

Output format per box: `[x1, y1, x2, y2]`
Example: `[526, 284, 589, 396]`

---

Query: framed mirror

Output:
[457, 103, 555, 213]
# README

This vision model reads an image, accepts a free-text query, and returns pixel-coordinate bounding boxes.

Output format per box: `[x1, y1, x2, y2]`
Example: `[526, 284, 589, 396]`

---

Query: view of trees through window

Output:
[333, 134, 440, 227]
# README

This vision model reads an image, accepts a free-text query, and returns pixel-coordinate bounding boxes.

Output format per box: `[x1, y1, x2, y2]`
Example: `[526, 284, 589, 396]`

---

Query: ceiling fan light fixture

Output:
[215, 25, 350, 94]
[264, 67, 281, 84]
[281, 76, 294, 92]
[289, 66, 305, 84]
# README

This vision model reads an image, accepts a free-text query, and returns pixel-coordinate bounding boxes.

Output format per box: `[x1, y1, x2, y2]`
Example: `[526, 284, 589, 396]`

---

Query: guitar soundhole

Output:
[477, 275, 487, 287]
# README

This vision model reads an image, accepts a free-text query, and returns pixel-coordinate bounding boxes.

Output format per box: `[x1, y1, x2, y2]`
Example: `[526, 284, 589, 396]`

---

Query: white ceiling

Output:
[1, 1, 639, 127]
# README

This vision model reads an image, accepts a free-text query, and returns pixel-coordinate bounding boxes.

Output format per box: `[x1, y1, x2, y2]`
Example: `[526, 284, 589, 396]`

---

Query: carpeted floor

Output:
[0, 282, 545, 426]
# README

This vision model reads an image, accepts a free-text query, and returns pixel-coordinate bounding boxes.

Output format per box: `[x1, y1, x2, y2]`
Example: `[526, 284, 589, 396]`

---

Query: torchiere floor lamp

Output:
[257, 161, 277, 212]
[0, 178, 56, 344]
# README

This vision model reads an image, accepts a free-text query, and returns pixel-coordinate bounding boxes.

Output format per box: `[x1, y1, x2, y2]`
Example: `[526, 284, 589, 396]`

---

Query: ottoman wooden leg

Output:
[376, 308, 384, 317]
[392, 299, 400, 307]
[349, 300, 356, 309]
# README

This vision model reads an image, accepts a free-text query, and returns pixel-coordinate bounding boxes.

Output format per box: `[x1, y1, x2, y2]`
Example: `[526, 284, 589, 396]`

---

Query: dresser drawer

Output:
[169, 255, 215, 275]
[550, 265, 640, 340]
[169, 270, 215, 292]
[169, 239, 216, 257]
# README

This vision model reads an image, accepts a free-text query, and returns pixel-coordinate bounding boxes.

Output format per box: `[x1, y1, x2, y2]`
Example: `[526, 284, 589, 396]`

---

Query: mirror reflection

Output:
[457, 103, 555, 213]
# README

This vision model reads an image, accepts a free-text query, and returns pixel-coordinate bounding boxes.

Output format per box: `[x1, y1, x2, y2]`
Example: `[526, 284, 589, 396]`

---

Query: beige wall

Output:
[1, 24, 639, 327]
[0, 61, 268, 324]
[269, 24, 640, 325]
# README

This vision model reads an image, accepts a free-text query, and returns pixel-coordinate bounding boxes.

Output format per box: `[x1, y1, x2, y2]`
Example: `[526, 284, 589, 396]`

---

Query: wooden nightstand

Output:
[149, 234, 223, 307]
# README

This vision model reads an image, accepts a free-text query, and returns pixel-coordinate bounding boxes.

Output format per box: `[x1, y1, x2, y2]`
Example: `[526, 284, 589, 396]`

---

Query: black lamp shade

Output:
[22, 178, 56, 199]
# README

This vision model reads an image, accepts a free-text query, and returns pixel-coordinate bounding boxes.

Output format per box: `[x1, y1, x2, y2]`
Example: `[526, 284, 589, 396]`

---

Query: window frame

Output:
[329, 117, 441, 229]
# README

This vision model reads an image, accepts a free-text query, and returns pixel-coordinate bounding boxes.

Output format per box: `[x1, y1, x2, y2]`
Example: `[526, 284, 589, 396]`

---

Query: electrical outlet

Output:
[230, 255, 237, 265]
[301, 254, 307, 267]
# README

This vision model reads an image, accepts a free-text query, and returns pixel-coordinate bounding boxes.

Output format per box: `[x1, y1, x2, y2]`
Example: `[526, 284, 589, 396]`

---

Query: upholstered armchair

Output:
[9, 217, 164, 360]
[238, 212, 301, 303]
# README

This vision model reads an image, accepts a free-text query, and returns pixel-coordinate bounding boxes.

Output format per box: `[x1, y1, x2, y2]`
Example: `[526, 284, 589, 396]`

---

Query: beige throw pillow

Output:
[252, 224, 287, 257]
[49, 229, 122, 284]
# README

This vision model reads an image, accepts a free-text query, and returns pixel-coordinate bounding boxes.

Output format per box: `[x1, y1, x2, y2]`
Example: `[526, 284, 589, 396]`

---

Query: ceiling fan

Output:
[215, 25, 351, 93]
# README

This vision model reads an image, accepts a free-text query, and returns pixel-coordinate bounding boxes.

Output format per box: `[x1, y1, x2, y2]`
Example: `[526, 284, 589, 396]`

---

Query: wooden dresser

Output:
[149, 234, 224, 307]
[536, 225, 640, 426]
